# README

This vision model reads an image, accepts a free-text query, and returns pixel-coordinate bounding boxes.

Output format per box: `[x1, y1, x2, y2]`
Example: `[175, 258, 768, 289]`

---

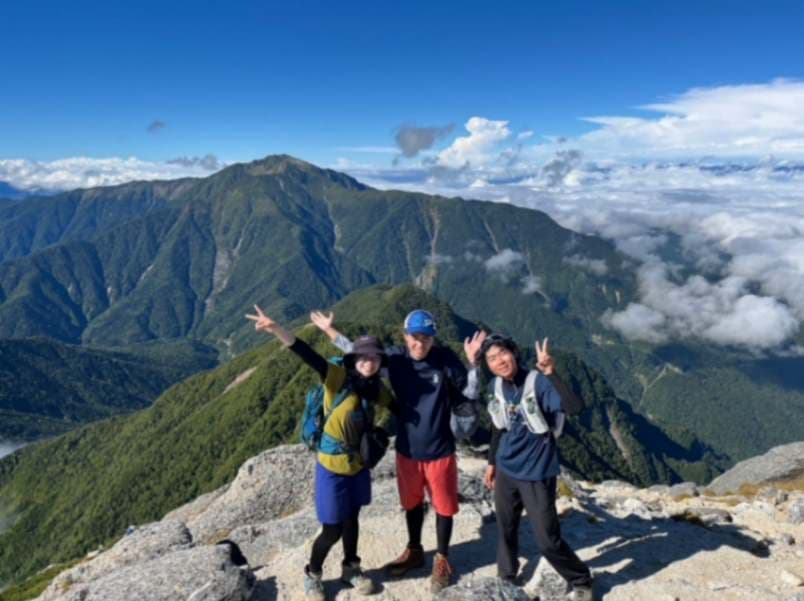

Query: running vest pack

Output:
[487, 370, 565, 437]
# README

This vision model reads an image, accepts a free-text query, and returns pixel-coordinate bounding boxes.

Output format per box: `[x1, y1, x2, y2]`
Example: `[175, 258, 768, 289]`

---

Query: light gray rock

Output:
[39, 546, 253, 601]
[785, 592, 804, 601]
[681, 507, 733, 526]
[435, 577, 532, 601]
[668, 482, 700, 500]
[789, 498, 804, 524]
[708, 442, 804, 495]
[525, 557, 570, 601]
[758, 488, 789, 506]
[228, 512, 320, 566]
[187, 445, 318, 543]
[38, 520, 193, 599]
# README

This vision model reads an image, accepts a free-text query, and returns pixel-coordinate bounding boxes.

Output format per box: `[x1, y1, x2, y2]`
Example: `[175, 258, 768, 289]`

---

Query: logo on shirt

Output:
[432, 373, 440, 385]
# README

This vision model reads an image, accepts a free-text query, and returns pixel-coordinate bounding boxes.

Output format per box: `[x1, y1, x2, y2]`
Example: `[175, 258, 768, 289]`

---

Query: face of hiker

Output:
[404, 332, 434, 361]
[355, 354, 382, 378]
[485, 344, 517, 380]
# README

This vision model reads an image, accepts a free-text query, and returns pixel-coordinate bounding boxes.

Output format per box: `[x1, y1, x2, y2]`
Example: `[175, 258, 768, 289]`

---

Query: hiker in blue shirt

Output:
[472, 333, 595, 601]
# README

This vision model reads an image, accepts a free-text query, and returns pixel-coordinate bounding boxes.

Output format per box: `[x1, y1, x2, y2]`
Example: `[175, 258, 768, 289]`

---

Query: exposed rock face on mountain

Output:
[708, 442, 804, 495]
[32, 442, 804, 601]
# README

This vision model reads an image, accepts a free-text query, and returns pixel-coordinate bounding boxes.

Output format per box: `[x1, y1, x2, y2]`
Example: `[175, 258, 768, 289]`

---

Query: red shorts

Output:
[396, 452, 459, 517]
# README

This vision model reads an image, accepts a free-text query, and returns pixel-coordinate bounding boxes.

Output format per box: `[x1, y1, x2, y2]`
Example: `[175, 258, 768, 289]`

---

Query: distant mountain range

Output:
[0, 155, 800, 464]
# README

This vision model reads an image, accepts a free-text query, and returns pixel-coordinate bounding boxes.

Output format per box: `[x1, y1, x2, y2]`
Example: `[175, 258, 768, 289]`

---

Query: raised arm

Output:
[246, 304, 328, 379]
[310, 310, 354, 353]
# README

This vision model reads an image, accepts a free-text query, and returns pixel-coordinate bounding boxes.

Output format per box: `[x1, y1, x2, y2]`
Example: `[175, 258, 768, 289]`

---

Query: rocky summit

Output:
[33, 442, 804, 601]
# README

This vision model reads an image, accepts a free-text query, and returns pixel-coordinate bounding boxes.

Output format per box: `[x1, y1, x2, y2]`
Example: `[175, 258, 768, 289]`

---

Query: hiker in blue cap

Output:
[311, 308, 483, 593]
[246, 305, 394, 601]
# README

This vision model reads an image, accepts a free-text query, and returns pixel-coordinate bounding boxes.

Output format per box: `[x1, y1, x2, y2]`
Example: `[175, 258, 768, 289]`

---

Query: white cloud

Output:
[0, 156, 224, 192]
[521, 274, 543, 295]
[564, 254, 608, 276]
[437, 117, 511, 168]
[345, 81, 804, 352]
[604, 263, 800, 349]
[484, 249, 525, 274]
[578, 79, 804, 160]
[602, 303, 668, 344]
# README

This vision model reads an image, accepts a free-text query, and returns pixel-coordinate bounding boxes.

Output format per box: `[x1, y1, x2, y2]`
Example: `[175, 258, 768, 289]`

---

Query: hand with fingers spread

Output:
[245, 304, 295, 346]
[463, 330, 488, 366]
[309, 309, 344, 344]
[535, 337, 555, 375]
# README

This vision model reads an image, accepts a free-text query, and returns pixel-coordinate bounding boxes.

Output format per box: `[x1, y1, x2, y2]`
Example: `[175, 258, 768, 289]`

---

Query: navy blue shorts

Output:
[315, 462, 371, 524]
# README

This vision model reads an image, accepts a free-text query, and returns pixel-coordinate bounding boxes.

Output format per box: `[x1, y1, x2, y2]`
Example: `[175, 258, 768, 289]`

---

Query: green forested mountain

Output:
[0, 155, 800, 463]
[0, 337, 218, 441]
[0, 285, 720, 587]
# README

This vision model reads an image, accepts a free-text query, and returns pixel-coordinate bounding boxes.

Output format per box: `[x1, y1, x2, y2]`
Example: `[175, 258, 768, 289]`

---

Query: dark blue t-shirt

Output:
[386, 344, 468, 461]
[495, 370, 563, 481]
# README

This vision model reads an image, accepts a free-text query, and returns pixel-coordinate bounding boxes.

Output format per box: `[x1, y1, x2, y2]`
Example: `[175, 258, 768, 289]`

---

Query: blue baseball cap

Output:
[404, 309, 437, 336]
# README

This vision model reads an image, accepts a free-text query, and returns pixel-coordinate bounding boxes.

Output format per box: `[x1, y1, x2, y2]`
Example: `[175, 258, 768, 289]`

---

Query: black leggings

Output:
[308, 510, 360, 573]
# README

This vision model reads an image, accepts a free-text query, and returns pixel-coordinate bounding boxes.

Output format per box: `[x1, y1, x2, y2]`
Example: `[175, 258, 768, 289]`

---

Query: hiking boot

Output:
[385, 545, 425, 577]
[303, 565, 325, 601]
[341, 560, 374, 595]
[567, 584, 595, 601]
[430, 552, 453, 593]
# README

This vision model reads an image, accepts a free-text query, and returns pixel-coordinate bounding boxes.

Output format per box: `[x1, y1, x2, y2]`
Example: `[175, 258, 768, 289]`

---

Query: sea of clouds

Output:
[344, 80, 804, 353]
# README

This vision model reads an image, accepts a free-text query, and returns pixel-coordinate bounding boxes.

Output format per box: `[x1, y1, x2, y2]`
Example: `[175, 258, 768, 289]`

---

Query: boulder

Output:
[708, 442, 804, 495]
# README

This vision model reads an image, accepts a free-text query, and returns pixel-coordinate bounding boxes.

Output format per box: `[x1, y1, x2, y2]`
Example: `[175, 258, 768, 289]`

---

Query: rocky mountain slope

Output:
[16, 441, 804, 601]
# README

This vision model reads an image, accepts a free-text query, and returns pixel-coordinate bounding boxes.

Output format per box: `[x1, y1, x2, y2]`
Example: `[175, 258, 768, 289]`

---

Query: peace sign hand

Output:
[245, 304, 277, 333]
[535, 337, 555, 375]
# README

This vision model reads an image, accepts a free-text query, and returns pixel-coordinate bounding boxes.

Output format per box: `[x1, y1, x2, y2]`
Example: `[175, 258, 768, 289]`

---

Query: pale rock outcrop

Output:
[708, 442, 804, 495]
[34, 441, 804, 601]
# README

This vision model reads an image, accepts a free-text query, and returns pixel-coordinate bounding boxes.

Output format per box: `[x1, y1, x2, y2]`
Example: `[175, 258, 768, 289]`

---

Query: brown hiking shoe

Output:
[384, 545, 425, 577]
[430, 552, 453, 593]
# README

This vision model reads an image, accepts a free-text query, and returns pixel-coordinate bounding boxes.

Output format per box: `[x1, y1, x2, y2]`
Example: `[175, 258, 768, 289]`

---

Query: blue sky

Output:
[2, 1, 804, 352]
[3, 0, 804, 164]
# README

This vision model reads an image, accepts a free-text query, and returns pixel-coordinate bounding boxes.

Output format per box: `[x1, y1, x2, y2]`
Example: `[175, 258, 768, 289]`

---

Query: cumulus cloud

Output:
[577, 79, 804, 160]
[395, 124, 454, 158]
[521, 274, 544, 295]
[437, 117, 511, 168]
[147, 120, 167, 134]
[604, 263, 800, 349]
[0, 156, 225, 192]
[564, 254, 609, 276]
[542, 149, 583, 187]
[484, 249, 525, 274]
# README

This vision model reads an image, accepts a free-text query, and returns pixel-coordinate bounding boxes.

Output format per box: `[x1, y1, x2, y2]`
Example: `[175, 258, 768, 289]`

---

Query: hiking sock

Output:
[309, 522, 344, 573]
[341, 510, 361, 564]
[436, 513, 453, 556]
[406, 503, 425, 549]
